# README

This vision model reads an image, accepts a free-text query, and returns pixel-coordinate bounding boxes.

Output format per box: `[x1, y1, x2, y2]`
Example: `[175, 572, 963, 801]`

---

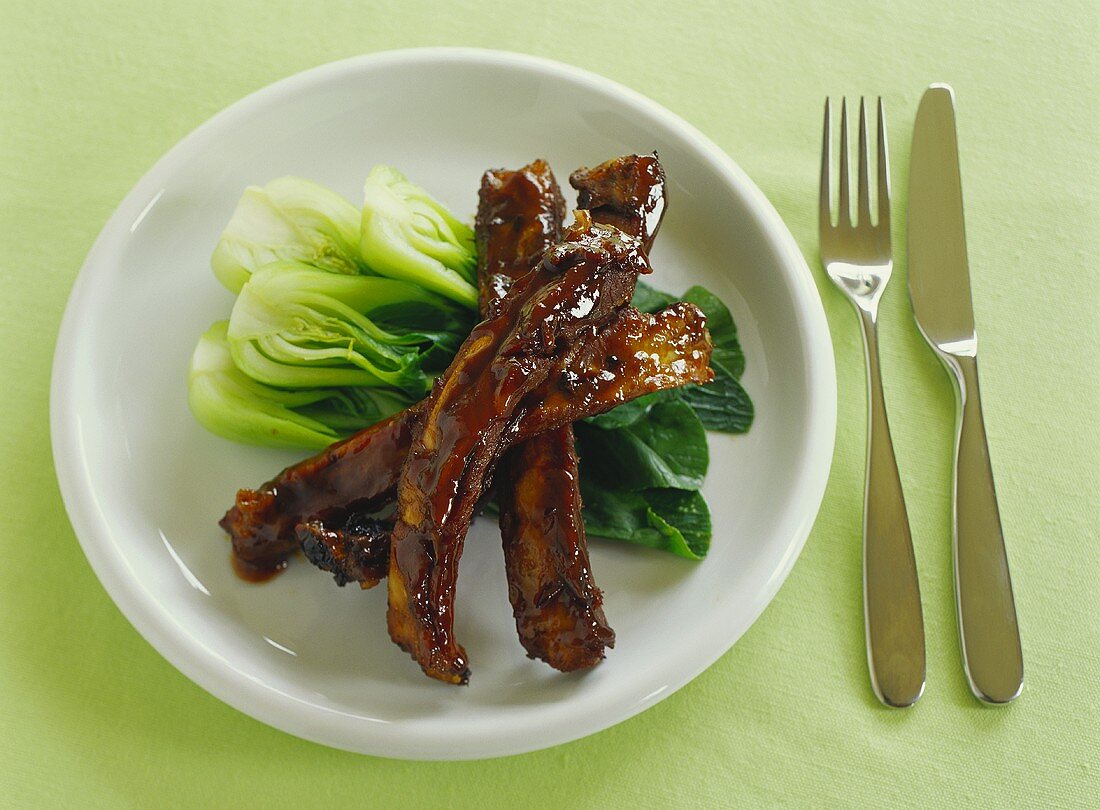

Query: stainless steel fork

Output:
[819, 98, 925, 707]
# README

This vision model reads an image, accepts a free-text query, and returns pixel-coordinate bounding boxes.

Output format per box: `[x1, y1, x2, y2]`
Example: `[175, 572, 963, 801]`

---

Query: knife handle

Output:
[859, 310, 926, 708]
[949, 353, 1023, 703]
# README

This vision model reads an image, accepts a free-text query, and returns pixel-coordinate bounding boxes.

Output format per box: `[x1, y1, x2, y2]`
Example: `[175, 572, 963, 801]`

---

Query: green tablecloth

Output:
[3, 1, 1097, 805]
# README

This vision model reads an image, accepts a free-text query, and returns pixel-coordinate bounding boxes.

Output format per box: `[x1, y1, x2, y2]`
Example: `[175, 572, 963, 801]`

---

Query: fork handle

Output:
[948, 353, 1023, 703]
[858, 309, 926, 707]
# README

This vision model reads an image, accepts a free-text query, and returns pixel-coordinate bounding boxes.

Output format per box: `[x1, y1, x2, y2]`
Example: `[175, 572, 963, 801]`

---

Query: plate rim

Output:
[50, 46, 837, 759]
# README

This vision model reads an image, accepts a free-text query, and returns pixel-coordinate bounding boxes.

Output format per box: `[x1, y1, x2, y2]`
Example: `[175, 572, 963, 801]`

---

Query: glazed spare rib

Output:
[388, 211, 652, 683]
[480, 160, 611, 671]
[570, 152, 667, 252]
[476, 159, 565, 312]
[483, 160, 609, 672]
[494, 153, 668, 671]
[476, 160, 615, 671]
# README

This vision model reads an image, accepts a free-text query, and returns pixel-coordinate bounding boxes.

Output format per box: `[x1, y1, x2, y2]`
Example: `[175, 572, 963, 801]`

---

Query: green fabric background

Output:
[2, 0, 1097, 806]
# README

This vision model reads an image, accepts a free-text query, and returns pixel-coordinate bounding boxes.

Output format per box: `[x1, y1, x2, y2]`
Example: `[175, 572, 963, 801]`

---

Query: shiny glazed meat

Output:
[297, 513, 392, 588]
[495, 154, 669, 670]
[476, 159, 566, 311]
[479, 160, 612, 671]
[498, 425, 615, 669]
[570, 153, 666, 251]
[220, 411, 412, 566]
[388, 213, 651, 683]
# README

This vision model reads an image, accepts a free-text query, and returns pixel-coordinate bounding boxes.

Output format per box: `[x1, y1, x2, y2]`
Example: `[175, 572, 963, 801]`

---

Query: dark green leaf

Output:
[409, 330, 465, 373]
[677, 360, 754, 432]
[681, 285, 745, 379]
[296, 386, 413, 433]
[575, 398, 708, 491]
[370, 299, 474, 335]
[579, 475, 711, 560]
[646, 488, 712, 559]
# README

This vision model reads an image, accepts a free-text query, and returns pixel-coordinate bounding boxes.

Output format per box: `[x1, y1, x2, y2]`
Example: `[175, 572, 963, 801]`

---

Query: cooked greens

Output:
[574, 281, 754, 559]
[189, 322, 408, 450]
[674, 286, 752, 432]
[579, 396, 709, 491]
[211, 177, 365, 294]
[359, 166, 479, 308]
[227, 262, 468, 395]
[578, 480, 713, 560]
[576, 395, 712, 560]
[190, 170, 476, 448]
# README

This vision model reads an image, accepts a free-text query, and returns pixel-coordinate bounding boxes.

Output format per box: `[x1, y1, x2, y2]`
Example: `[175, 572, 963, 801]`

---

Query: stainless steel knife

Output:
[908, 84, 1023, 703]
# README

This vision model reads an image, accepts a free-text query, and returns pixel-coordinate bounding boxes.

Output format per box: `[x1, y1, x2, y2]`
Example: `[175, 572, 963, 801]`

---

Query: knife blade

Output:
[909, 86, 976, 355]
[908, 84, 1023, 704]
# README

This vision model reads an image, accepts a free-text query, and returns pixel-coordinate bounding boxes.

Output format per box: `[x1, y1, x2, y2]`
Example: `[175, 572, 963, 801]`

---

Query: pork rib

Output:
[570, 153, 667, 252]
[388, 213, 650, 683]
[494, 154, 668, 670]
[476, 161, 612, 670]
[476, 159, 565, 311]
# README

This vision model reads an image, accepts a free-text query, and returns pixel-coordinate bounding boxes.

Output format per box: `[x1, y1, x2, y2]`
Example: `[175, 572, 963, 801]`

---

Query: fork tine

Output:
[857, 98, 871, 226]
[877, 97, 891, 233]
[819, 98, 832, 233]
[838, 98, 850, 227]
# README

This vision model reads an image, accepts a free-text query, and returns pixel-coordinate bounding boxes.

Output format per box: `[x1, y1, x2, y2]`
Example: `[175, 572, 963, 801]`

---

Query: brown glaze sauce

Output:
[230, 550, 288, 583]
[496, 154, 673, 671]
[476, 159, 566, 312]
[480, 160, 613, 671]
[388, 211, 651, 683]
[524, 303, 712, 422]
[499, 424, 616, 669]
[570, 153, 667, 252]
[220, 410, 413, 569]
[298, 512, 392, 588]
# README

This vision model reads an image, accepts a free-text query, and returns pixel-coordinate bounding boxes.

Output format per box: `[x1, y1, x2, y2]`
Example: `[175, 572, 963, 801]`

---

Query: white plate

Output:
[51, 48, 835, 759]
